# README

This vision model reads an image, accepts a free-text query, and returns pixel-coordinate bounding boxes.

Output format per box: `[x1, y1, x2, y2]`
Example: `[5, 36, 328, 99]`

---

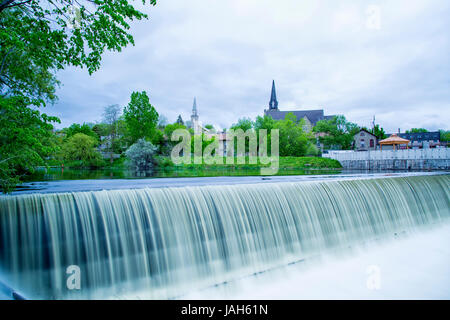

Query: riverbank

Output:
[47, 156, 342, 171]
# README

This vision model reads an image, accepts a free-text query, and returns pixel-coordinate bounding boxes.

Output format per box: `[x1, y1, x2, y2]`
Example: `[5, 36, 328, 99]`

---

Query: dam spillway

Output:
[0, 174, 449, 299]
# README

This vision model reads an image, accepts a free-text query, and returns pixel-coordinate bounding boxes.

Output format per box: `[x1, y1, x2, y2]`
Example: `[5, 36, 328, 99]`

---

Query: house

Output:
[397, 131, 441, 149]
[354, 129, 378, 151]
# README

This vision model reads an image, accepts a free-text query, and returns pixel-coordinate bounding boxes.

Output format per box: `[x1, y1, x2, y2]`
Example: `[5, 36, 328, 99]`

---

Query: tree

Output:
[314, 115, 359, 150]
[254, 115, 276, 132]
[92, 123, 110, 138]
[164, 123, 186, 140]
[62, 123, 99, 142]
[190, 134, 216, 155]
[231, 117, 254, 132]
[102, 104, 121, 162]
[125, 138, 157, 172]
[176, 115, 184, 125]
[0, 95, 59, 192]
[0, 0, 156, 190]
[440, 130, 450, 143]
[123, 91, 159, 144]
[274, 113, 312, 157]
[60, 133, 104, 167]
[160, 122, 186, 155]
[406, 128, 428, 133]
[1, 1, 155, 93]
[372, 124, 387, 140]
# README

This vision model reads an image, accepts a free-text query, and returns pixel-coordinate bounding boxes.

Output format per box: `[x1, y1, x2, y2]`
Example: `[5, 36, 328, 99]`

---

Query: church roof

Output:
[265, 109, 327, 126]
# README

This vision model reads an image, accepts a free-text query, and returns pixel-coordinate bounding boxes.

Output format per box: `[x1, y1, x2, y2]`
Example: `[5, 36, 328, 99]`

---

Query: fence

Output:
[323, 148, 450, 162]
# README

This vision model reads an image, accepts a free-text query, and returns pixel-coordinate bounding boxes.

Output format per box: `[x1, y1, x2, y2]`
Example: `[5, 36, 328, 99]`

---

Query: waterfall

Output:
[0, 175, 449, 299]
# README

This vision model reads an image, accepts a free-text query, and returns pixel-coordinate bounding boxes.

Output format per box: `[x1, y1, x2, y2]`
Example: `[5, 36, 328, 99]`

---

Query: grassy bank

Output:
[168, 156, 342, 170]
[147, 156, 342, 178]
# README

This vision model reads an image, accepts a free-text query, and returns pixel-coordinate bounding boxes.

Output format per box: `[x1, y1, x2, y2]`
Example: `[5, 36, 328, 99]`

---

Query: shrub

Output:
[125, 138, 157, 172]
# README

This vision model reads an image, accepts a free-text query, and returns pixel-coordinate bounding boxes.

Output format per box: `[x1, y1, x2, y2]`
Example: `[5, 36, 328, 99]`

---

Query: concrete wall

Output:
[323, 148, 450, 170]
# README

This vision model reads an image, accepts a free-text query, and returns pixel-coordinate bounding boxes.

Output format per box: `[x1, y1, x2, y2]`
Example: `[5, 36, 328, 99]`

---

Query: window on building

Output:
[370, 139, 374, 148]
[360, 139, 365, 148]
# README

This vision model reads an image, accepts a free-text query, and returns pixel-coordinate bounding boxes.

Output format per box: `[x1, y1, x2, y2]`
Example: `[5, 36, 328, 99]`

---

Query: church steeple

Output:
[192, 97, 199, 120]
[269, 80, 278, 110]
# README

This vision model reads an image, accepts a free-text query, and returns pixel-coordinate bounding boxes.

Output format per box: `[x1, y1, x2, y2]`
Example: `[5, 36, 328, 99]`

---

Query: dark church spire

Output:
[269, 80, 278, 110]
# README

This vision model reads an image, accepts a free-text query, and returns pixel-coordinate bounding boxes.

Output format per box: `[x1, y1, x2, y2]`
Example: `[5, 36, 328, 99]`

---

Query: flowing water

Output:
[0, 174, 449, 299]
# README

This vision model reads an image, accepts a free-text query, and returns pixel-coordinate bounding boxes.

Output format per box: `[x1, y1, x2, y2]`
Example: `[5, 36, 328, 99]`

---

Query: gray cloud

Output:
[50, 0, 450, 133]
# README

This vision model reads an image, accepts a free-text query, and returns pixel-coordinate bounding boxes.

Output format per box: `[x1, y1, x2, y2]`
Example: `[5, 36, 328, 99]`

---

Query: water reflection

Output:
[24, 167, 342, 182]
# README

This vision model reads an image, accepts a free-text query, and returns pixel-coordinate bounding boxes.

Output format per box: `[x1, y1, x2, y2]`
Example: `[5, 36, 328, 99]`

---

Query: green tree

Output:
[274, 113, 312, 157]
[92, 123, 110, 138]
[1, 0, 155, 92]
[0, 0, 156, 191]
[440, 130, 450, 143]
[61, 133, 104, 167]
[164, 123, 186, 140]
[159, 122, 186, 155]
[0, 95, 59, 192]
[231, 117, 254, 132]
[406, 128, 428, 133]
[190, 134, 216, 155]
[63, 123, 99, 142]
[372, 124, 387, 140]
[314, 115, 359, 150]
[254, 115, 276, 132]
[123, 91, 159, 144]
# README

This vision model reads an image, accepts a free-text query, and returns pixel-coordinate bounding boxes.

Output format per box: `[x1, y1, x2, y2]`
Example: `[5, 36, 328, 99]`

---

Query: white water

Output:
[0, 174, 449, 299]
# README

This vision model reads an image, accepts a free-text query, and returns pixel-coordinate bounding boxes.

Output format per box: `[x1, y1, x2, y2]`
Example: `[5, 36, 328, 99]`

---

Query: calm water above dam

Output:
[0, 173, 449, 299]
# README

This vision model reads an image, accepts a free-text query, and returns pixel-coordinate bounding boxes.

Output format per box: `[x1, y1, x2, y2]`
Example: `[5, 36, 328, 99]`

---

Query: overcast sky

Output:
[51, 0, 450, 133]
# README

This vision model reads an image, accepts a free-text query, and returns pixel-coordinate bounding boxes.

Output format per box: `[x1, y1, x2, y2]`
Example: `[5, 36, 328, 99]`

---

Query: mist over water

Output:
[0, 175, 449, 299]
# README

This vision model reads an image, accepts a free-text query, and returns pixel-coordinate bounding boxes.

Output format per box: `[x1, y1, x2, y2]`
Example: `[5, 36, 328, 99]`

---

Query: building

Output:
[264, 80, 334, 132]
[397, 131, 441, 149]
[354, 129, 378, 151]
[186, 97, 209, 135]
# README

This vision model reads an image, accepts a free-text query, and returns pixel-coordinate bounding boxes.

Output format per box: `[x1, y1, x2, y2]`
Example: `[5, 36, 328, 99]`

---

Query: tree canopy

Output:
[406, 128, 429, 133]
[0, 0, 156, 192]
[123, 91, 159, 144]
[231, 117, 253, 132]
[60, 132, 104, 167]
[314, 115, 359, 150]
[62, 123, 99, 142]
[274, 113, 313, 157]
